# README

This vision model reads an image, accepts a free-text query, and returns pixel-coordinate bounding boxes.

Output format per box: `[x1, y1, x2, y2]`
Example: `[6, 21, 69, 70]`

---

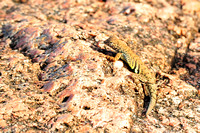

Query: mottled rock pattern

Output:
[0, 0, 199, 132]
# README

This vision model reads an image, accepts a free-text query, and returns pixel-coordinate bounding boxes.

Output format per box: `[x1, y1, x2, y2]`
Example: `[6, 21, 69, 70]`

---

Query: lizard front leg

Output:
[105, 53, 123, 62]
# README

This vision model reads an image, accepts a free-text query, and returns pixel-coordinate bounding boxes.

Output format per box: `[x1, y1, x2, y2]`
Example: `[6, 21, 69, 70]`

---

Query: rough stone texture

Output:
[0, 0, 199, 132]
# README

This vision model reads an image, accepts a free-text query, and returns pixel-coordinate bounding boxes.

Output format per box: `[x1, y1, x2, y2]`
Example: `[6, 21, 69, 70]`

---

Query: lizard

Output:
[104, 35, 157, 116]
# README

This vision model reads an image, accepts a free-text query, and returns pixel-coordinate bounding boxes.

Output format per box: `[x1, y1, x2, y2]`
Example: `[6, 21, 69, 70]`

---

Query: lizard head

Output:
[104, 35, 119, 47]
[104, 35, 123, 51]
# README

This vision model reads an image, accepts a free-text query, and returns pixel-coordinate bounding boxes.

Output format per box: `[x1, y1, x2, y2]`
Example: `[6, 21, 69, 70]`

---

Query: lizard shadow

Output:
[90, 42, 117, 57]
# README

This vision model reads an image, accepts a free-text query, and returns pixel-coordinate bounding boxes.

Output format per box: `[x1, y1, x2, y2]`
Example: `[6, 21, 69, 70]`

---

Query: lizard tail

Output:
[146, 84, 157, 116]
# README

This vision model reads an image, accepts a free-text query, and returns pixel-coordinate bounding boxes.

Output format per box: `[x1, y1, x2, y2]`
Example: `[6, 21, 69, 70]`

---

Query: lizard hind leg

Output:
[127, 74, 145, 113]
[128, 73, 145, 99]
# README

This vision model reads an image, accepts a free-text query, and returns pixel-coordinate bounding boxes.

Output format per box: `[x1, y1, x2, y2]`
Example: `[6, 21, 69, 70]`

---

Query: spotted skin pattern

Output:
[104, 35, 157, 116]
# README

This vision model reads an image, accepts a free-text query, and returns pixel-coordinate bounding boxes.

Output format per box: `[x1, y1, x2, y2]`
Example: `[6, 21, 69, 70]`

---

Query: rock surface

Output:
[0, 0, 199, 132]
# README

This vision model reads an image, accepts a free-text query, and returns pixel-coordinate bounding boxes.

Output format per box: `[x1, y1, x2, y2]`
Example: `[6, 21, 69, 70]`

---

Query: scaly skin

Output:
[104, 35, 157, 116]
